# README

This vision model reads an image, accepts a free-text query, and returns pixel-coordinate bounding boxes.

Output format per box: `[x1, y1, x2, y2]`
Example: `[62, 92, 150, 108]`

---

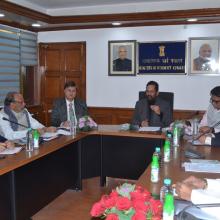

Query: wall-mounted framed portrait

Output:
[108, 40, 136, 76]
[189, 37, 220, 75]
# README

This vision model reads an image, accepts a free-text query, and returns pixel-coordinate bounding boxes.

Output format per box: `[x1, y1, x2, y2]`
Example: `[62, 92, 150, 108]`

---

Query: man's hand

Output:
[141, 120, 149, 127]
[5, 141, 14, 149]
[61, 121, 70, 128]
[199, 135, 207, 144]
[199, 126, 211, 133]
[45, 127, 57, 133]
[175, 182, 193, 201]
[182, 176, 206, 189]
[150, 105, 161, 115]
[0, 142, 6, 152]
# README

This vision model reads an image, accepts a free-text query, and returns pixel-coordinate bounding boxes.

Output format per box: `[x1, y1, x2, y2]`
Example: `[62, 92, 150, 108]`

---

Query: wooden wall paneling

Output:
[88, 107, 205, 125]
[39, 42, 86, 126]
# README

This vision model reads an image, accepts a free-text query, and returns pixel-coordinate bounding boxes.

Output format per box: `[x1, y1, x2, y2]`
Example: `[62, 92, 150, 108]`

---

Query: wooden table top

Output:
[0, 125, 165, 176]
[137, 139, 220, 195]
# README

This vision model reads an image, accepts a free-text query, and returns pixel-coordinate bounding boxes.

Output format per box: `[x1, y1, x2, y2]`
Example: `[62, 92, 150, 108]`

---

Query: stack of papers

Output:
[183, 159, 220, 173]
[0, 147, 23, 155]
[41, 128, 71, 141]
[139, 126, 160, 132]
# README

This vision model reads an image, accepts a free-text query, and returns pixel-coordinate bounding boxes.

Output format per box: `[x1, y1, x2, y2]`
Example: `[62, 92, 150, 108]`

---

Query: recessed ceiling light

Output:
[0, 13, 5, 17]
[187, 18, 198, 22]
[112, 22, 122, 26]
[32, 23, 41, 27]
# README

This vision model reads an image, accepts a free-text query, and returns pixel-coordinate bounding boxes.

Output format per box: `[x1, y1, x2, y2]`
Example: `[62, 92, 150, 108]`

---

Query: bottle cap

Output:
[155, 147, 160, 153]
[164, 178, 172, 185]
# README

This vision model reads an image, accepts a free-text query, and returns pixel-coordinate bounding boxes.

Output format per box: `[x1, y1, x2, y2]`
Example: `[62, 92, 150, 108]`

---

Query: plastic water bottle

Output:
[163, 140, 170, 162]
[26, 128, 33, 152]
[70, 117, 77, 136]
[153, 147, 161, 166]
[151, 155, 159, 183]
[163, 193, 174, 220]
[160, 178, 172, 203]
[173, 125, 180, 147]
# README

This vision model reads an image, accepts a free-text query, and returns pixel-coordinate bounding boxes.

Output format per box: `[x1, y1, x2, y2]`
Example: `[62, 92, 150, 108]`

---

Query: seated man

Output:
[199, 86, 220, 133]
[175, 176, 220, 219]
[0, 92, 56, 140]
[51, 81, 88, 127]
[132, 81, 172, 128]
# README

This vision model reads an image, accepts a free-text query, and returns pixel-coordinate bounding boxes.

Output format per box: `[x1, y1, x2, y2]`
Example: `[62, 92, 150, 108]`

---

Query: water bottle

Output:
[163, 193, 174, 220]
[33, 129, 40, 149]
[173, 125, 180, 147]
[70, 116, 77, 136]
[163, 140, 170, 162]
[153, 147, 161, 166]
[26, 128, 33, 152]
[192, 118, 199, 140]
[151, 155, 159, 183]
[160, 178, 172, 203]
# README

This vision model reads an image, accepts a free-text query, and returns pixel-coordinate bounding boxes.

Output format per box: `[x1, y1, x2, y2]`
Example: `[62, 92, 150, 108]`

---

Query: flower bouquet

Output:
[78, 115, 98, 131]
[90, 183, 162, 220]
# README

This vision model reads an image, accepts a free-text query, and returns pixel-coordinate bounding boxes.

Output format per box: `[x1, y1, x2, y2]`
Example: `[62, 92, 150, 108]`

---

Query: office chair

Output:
[139, 91, 174, 121]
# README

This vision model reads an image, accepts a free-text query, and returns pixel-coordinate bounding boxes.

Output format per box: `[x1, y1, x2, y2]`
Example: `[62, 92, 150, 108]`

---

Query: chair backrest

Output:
[139, 91, 174, 120]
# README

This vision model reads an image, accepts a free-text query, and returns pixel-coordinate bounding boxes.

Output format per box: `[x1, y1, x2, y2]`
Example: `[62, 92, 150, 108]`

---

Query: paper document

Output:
[0, 147, 23, 155]
[184, 162, 220, 173]
[139, 126, 160, 132]
[189, 159, 220, 164]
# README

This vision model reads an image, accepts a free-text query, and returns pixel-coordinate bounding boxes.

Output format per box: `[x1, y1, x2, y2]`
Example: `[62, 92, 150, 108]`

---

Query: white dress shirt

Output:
[200, 105, 220, 133]
[191, 179, 220, 219]
[0, 108, 44, 140]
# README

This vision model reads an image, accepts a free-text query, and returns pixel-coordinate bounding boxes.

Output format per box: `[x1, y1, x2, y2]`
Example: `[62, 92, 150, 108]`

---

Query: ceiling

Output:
[1, 0, 220, 32]
[7, 0, 179, 10]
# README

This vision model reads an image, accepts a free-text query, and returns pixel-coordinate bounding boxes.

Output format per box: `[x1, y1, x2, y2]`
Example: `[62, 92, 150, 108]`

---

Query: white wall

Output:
[38, 24, 220, 110]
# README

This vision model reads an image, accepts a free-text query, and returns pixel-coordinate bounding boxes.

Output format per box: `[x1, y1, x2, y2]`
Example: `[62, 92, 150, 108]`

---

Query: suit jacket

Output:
[212, 132, 220, 147]
[51, 98, 88, 127]
[113, 58, 132, 71]
[132, 97, 172, 128]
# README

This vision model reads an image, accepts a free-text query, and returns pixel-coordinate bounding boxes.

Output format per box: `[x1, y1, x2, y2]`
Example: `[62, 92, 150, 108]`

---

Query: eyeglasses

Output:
[13, 100, 25, 104]
[210, 98, 220, 105]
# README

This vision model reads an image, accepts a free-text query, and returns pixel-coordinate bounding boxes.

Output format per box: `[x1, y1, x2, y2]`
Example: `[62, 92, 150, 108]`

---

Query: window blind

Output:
[0, 24, 20, 106]
[20, 30, 37, 66]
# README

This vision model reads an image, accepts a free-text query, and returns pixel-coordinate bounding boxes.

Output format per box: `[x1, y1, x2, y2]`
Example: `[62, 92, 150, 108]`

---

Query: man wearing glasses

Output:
[199, 86, 220, 146]
[0, 92, 56, 140]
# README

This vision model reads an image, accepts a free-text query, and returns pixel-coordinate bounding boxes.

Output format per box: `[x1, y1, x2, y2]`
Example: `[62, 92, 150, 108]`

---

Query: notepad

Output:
[139, 126, 160, 132]
[0, 147, 23, 155]
[184, 162, 220, 173]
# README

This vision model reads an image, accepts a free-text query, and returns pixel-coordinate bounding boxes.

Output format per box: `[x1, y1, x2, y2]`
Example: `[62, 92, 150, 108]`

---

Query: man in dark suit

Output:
[132, 81, 172, 128]
[113, 46, 132, 71]
[51, 81, 88, 127]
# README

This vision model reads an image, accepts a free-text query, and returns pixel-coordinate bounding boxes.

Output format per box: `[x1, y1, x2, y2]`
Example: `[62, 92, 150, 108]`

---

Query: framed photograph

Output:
[189, 37, 220, 75]
[108, 40, 136, 76]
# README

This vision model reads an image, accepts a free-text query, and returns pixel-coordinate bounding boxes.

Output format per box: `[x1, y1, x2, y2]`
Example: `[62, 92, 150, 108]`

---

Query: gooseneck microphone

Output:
[2, 117, 30, 129]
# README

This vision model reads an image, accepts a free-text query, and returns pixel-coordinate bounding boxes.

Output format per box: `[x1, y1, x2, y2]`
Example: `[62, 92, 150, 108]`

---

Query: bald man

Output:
[113, 46, 132, 71]
[193, 44, 212, 71]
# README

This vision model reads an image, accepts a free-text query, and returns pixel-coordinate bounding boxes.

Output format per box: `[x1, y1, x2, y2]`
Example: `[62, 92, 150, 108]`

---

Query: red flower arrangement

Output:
[90, 183, 162, 220]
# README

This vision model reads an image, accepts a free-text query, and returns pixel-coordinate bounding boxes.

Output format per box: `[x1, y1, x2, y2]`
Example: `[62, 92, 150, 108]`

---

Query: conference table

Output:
[137, 139, 220, 196]
[0, 125, 165, 220]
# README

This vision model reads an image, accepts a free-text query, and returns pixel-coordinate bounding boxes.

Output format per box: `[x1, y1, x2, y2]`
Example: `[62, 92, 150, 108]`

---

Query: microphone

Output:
[2, 117, 30, 129]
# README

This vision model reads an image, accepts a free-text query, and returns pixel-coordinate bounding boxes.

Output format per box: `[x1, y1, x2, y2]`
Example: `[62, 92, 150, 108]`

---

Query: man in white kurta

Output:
[0, 92, 56, 140]
[175, 176, 220, 219]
